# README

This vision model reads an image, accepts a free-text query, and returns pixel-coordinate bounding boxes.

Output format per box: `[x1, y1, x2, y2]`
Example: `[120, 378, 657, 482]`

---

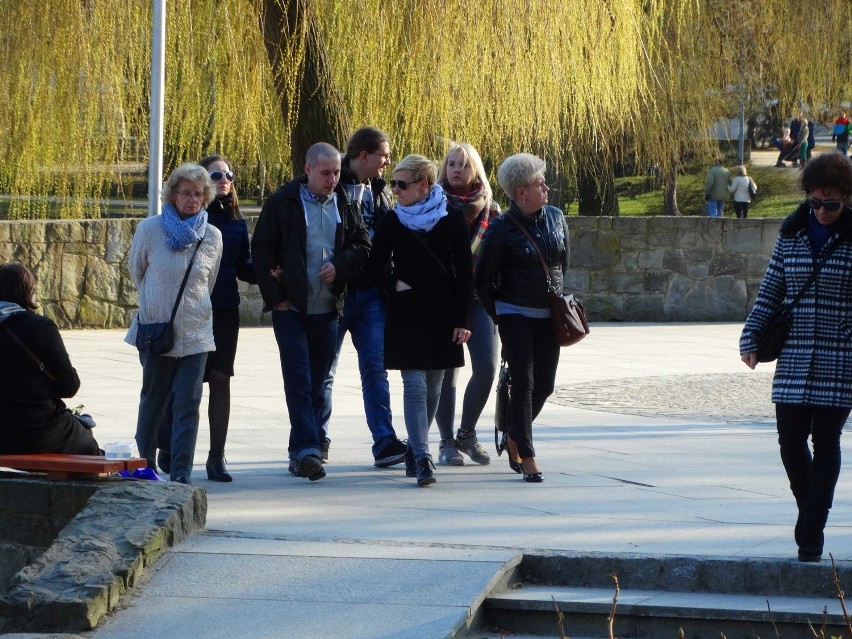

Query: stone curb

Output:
[0, 478, 206, 633]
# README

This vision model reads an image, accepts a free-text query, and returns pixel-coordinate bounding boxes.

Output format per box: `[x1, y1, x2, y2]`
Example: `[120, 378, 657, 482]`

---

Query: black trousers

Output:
[497, 314, 560, 459]
[775, 403, 850, 553]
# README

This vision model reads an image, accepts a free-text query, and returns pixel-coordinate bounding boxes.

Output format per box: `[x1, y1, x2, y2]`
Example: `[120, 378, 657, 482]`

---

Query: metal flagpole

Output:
[147, 0, 166, 217]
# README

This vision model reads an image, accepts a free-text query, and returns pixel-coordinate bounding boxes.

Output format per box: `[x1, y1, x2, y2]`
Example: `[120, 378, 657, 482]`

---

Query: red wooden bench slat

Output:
[0, 454, 147, 479]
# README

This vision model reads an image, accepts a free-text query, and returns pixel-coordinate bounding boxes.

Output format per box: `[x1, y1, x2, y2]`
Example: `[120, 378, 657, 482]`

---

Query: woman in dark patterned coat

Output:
[740, 152, 852, 562]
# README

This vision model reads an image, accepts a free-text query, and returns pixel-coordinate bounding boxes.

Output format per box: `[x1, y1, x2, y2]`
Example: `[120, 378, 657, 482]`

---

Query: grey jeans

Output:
[436, 298, 499, 439]
[400, 369, 445, 461]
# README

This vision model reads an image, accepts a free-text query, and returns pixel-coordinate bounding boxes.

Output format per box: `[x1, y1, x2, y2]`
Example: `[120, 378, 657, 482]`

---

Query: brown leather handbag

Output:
[506, 212, 589, 347]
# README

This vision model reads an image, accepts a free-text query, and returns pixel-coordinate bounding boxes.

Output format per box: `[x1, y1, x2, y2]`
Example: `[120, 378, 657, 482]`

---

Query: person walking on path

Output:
[320, 127, 407, 468]
[704, 159, 730, 217]
[126, 163, 223, 484]
[740, 152, 852, 563]
[475, 154, 570, 483]
[252, 143, 370, 482]
[434, 142, 500, 467]
[727, 165, 756, 219]
[368, 154, 474, 486]
[833, 112, 850, 156]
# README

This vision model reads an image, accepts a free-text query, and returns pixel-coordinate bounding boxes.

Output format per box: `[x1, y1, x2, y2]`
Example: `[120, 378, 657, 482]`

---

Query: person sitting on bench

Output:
[0, 263, 101, 456]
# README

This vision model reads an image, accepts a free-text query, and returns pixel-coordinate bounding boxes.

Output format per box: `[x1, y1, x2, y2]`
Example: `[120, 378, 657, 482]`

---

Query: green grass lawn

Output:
[614, 165, 804, 218]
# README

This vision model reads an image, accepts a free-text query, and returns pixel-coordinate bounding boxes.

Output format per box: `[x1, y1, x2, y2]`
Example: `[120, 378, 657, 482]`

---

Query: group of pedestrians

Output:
[117, 127, 568, 488]
[704, 160, 757, 218]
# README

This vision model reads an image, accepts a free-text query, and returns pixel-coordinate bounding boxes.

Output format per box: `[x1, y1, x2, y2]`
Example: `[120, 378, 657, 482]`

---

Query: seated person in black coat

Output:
[0, 263, 100, 455]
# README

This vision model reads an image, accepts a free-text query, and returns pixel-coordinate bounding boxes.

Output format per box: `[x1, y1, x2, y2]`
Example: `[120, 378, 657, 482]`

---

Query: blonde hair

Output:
[437, 142, 493, 200]
[735, 164, 747, 176]
[161, 163, 216, 207]
[393, 154, 438, 186]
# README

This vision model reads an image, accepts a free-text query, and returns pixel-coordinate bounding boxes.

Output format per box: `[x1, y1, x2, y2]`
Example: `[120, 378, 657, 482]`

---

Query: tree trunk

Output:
[662, 161, 681, 216]
[261, 0, 350, 175]
[576, 156, 619, 216]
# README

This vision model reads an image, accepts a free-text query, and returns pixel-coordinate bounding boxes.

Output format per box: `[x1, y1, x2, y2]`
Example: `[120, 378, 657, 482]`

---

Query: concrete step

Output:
[454, 552, 852, 639]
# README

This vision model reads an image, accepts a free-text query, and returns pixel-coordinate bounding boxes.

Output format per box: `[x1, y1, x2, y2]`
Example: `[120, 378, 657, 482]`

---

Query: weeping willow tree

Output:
[2, 0, 851, 219]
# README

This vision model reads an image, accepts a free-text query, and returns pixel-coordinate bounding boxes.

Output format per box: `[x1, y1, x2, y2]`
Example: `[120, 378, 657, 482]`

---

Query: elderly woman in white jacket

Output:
[125, 163, 223, 484]
[728, 165, 757, 219]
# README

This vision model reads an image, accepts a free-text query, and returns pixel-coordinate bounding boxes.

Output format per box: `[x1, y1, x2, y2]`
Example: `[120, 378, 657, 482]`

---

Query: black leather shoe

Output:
[299, 454, 326, 481]
[157, 449, 171, 474]
[416, 457, 436, 486]
[522, 471, 544, 483]
[509, 459, 522, 474]
[206, 451, 233, 482]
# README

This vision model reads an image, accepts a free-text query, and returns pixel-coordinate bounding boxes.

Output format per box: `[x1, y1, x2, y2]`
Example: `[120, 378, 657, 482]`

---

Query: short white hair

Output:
[497, 154, 546, 202]
[161, 163, 215, 207]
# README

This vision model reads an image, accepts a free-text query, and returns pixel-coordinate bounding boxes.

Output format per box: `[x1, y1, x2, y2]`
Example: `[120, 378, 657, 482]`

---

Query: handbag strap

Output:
[1, 324, 56, 381]
[505, 211, 556, 294]
[783, 241, 841, 313]
[403, 226, 453, 280]
[168, 239, 203, 323]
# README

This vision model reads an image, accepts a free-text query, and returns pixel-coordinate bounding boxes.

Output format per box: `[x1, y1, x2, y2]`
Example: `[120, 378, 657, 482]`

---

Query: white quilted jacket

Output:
[124, 215, 223, 358]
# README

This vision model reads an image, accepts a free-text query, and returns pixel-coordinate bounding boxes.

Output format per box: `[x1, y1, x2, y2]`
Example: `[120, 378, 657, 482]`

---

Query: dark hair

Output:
[800, 152, 852, 196]
[0, 263, 38, 310]
[343, 127, 390, 161]
[198, 154, 241, 220]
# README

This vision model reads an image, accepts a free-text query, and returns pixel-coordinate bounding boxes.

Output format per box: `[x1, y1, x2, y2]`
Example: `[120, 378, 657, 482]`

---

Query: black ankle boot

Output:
[206, 451, 233, 482]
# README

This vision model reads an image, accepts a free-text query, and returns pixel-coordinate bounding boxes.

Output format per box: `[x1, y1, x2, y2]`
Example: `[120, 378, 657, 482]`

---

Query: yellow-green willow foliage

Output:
[0, 0, 286, 219]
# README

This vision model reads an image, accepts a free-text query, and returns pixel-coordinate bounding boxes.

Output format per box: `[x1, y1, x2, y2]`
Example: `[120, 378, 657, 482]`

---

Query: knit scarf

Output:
[161, 202, 207, 251]
[395, 184, 448, 232]
[443, 180, 499, 263]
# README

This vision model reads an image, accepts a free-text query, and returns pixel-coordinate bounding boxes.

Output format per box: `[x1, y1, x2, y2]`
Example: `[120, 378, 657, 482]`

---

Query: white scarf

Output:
[395, 184, 448, 232]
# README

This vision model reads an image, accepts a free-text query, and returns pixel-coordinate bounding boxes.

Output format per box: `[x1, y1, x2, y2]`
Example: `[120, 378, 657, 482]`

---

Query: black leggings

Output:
[497, 314, 560, 459]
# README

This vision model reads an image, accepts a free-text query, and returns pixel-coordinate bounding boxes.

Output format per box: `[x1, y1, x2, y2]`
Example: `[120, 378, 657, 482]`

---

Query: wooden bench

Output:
[0, 454, 148, 481]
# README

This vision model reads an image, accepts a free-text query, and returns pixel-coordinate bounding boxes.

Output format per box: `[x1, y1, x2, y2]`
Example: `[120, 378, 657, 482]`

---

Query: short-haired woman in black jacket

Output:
[475, 154, 569, 483]
[0, 263, 100, 455]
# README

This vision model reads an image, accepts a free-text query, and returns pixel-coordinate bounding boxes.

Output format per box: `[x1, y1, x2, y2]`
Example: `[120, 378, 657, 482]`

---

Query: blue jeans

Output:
[436, 298, 499, 439]
[401, 369, 445, 461]
[271, 309, 337, 461]
[136, 350, 207, 480]
[707, 200, 724, 217]
[323, 288, 397, 456]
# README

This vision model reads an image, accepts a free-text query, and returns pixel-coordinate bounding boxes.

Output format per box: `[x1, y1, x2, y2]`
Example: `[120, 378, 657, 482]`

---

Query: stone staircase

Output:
[455, 553, 852, 639]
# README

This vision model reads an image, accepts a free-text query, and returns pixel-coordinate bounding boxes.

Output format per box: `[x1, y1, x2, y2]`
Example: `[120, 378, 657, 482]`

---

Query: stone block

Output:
[77, 296, 112, 328]
[85, 256, 121, 301]
[644, 270, 671, 293]
[33, 243, 63, 302]
[637, 249, 666, 269]
[0, 223, 10, 242]
[563, 270, 589, 294]
[687, 263, 709, 278]
[662, 248, 687, 275]
[584, 294, 623, 321]
[590, 272, 645, 294]
[46, 221, 86, 244]
[709, 252, 747, 277]
[665, 274, 749, 321]
[105, 220, 132, 264]
[60, 253, 88, 301]
[239, 296, 264, 326]
[10, 222, 45, 244]
[119, 277, 138, 307]
[569, 229, 619, 269]
[621, 250, 639, 270]
[747, 254, 771, 278]
[723, 224, 763, 253]
[624, 295, 665, 321]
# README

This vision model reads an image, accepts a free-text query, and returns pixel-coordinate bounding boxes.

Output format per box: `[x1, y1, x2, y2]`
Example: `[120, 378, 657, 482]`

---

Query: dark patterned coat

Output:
[740, 204, 852, 407]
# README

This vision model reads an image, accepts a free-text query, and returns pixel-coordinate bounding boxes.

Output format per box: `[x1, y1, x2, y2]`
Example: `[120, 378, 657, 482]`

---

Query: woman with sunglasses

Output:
[434, 143, 500, 467]
[368, 154, 473, 486]
[741, 152, 852, 562]
[157, 155, 256, 482]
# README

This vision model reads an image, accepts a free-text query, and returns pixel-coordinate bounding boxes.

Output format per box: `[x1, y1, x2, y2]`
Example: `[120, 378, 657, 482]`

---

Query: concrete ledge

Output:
[0, 476, 206, 633]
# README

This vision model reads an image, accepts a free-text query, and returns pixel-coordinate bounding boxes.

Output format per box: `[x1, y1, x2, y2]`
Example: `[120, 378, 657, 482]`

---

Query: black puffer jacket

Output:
[475, 204, 569, 321]
[251, 176, 370, 315]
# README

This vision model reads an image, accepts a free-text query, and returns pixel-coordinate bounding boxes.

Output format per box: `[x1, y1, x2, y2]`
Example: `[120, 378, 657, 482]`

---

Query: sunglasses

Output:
[209, 170, 234, 182]
[390, 178, 422, 190]
[806, 197, 844, 212]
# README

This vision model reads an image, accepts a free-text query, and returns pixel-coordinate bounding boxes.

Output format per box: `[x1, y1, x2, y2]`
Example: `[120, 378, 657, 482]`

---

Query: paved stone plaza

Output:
[10, 322, 851, 638]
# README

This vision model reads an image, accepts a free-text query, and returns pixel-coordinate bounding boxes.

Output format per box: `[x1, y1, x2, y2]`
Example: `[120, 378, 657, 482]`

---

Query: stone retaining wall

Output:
[0, 216, 781, 328]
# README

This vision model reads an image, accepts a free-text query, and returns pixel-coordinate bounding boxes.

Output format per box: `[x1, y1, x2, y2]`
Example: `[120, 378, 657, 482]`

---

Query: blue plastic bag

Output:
[118, 467, 165, 481]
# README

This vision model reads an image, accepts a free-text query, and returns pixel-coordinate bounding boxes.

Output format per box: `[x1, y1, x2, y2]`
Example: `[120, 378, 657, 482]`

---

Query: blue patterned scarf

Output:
[160, 202, 208, 251]
[395, 184, 448, 232]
